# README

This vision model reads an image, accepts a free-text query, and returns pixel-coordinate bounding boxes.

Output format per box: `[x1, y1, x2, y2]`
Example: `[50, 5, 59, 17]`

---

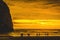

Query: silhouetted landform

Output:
[12, 36, 60, 40]
[0, 36, 60, 40]
[0, 0, 14, 34]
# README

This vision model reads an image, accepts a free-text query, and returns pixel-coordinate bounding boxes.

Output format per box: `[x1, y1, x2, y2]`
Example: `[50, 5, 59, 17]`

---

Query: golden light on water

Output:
[13, 20, 60, 25]
[13, 20, 60, 29]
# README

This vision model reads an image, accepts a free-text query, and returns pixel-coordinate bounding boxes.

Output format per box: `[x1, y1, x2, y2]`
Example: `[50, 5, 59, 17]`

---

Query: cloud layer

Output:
[4, 0, 60, 20]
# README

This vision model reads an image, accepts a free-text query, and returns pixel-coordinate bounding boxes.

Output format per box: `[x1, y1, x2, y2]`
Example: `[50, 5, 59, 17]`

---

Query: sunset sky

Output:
[4, 0, 60, 29]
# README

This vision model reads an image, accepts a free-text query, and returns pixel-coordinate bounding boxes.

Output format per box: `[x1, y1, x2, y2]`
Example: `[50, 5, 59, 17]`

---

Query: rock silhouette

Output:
[0, 0, 14, 34]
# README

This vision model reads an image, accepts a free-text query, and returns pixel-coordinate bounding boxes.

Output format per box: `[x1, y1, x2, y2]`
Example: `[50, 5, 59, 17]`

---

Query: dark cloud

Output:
[5, 0, 60, 6]
[45, 0, 60, 6]
[9, 0, 60, 3]
[7, 0, 60, 7]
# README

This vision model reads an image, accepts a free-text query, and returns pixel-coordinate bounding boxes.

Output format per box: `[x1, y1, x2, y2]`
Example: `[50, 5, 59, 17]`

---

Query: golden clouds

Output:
[4, 0, 60, 29]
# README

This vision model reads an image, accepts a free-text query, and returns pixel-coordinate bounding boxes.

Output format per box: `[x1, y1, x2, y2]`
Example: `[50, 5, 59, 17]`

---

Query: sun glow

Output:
[13, 19, 60, 25]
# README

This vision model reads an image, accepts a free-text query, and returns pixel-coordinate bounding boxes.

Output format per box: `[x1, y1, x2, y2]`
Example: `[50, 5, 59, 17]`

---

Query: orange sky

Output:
[4, 0, 60, 29]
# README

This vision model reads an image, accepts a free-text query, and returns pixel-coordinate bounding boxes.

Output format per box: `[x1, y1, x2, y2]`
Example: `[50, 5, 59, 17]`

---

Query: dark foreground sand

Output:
[0, 36, 60, 40]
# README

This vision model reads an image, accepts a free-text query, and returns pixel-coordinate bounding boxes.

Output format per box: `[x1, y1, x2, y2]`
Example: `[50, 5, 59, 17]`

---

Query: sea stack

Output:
[0, 0, 14, 34]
